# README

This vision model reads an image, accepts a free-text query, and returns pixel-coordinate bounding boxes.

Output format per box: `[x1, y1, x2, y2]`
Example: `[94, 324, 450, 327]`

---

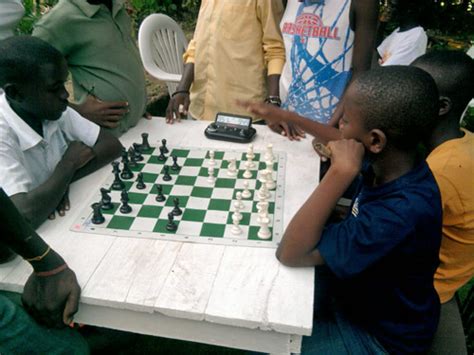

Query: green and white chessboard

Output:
[71, 146, 286, 248]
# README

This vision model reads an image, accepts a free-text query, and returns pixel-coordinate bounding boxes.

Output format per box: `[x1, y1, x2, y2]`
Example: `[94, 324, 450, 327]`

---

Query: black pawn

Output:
[91, 202, 105, 224]
[128, 147, 138, 167]
[171, 155, 180, 171]
[155, 184, 166, 202]
[111, 171, 125, 190]
[111, 161, 120, 174]
[166, 212, 177, 232]
[171, 197, 182, 216]
[100, 188, 113, 210]
[157, 146, 167, 161]
[121, 148, 129, 164]
[133, 143, 144, 161]
[141, 133, 151, 151]
[120, 190, 132, 214]
[162, 165, 172, 181]
[121, 160, 134, 180]
[161, 139, 169, 154]
[136, 172, 146, 189]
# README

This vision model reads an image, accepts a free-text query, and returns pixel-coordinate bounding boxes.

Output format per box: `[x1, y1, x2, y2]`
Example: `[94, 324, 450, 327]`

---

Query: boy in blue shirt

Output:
[276, 66, 442, 354]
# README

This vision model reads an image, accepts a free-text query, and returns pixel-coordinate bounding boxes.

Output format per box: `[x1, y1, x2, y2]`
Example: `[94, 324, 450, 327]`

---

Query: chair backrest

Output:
[138, 14, 188, 96]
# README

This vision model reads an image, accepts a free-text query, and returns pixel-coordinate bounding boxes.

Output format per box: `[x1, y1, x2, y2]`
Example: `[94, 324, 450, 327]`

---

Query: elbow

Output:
[275, 246, 302, 267]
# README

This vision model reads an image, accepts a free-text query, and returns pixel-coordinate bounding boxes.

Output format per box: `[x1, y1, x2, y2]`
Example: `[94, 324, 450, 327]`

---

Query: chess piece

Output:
[121, 148, 129, 164]
[158, 146, 167, 161]
[128, 147, 138, 167]
[241, 181, 252, 199]
[132, 143, 144, 161]
[208, 150, 216, 167]
[226, 158, 237, 178]
[257, 200, 269, 224]
[231, 203, 243, 235]
[111, 161, 120, 174]
[100, 188, 113, 210]
[265, 168, 276, 190]
[162, 165, 172, 181]
[111, 171, 125, 190]
[91, 202, 105, 224]
[243, 164, 252, 179]
[259, 169, 268, 183]
[171, 155, 180, 171]
[119, 190, 132, 214]
[161, 139, 169, 154]
[264, 143, 274, 162]
[235, 191, 245, 210]
[171, 197, 182, 216]
[136, 172, 146, 189]
[120, 160, 134, 180]
[257, 216, 272, 239]
[166, 212, 178, 232]
[141, 132, 151, 151]
[155, 184, 166, 202]
[245, 144, 255, 169]
[207, 166, 216, 184]
[258, 177, 270, 200]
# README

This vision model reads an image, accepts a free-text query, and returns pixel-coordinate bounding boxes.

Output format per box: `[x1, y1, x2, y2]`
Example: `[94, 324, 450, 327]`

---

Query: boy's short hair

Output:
[412, 50, 474, 117]
[0, 36, 64, 88]
[351, 66, 439, 150]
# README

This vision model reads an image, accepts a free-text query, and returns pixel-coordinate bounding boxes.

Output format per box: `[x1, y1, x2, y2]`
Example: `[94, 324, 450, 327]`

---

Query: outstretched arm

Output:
[0, 189, 81, 328]
[166, 63, 194, 123]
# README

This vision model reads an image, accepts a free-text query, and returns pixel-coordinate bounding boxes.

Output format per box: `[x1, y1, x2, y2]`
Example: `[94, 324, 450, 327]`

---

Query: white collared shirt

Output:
[0, 0, 25, 40]
[0, 93, 100, 196]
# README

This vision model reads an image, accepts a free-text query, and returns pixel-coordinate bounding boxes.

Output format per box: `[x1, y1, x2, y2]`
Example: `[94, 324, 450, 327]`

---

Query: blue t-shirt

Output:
[318, 162, 442, 354]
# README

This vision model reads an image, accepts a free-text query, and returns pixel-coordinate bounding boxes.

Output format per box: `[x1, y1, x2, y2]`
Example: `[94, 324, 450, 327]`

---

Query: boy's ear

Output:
[438, 96, 452, 117]
[3, 83, 23, 102]
[366, 129, 386, 154]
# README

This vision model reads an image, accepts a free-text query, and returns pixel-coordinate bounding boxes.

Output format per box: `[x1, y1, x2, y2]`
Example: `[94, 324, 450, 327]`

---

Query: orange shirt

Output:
[427, 129, 474, 303]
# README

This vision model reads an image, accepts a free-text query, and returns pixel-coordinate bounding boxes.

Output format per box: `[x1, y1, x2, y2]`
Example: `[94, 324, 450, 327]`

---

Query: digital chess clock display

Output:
[216, 114, 251, 128]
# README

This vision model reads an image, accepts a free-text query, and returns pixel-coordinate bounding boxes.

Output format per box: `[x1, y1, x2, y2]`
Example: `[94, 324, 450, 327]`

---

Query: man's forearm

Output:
[267, 74, 280, 98]
[176, 63, 195, 92]
[283, 111, 342, 143]
[10, 161, 76, 228]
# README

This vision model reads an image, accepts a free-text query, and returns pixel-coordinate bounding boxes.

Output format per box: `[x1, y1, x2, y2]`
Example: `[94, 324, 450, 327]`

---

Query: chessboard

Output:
[71, 139, 286, 248]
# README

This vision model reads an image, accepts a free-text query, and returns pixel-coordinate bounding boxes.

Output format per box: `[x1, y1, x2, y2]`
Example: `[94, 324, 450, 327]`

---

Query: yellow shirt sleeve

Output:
[257, 0, 286, 75]
[183, 38, 196, 64]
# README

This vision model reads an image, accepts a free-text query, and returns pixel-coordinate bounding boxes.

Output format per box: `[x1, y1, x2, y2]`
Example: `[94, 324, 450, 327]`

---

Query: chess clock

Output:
[204, 112, 256, 143]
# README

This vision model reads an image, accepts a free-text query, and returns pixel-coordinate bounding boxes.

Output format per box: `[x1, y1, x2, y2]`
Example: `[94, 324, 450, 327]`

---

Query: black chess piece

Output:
[111, 171, 125, 190]
[171, 197, 182, 216]
[155, 184, 166, 202]
[161, 139, 169, 154]
[166, 212, 177, 232]
[91, 202, 105, 224]
[120, 160, 134, 180]
[141, 133, 151, 151]
[128, 147, 138, 167]
[121, 148, 129, 164]
[171, 155, 180, 171]
[162, 165, 172, 181]
[132, 143, 144, 161]
[100, 188, 113, 210]
[111, 161, 120, 174]
[136, 172, 146, 189]
[157, 146, 167, 161]
[120, 190, 132, 214]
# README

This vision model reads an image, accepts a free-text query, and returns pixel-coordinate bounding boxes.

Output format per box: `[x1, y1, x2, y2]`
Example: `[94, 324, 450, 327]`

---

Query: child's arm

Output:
[240, 101, 342, 144]
[276, 139, 364, 267]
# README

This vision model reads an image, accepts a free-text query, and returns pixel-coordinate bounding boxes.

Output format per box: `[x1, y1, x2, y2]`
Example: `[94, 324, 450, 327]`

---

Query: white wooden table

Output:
[0, 118, 318, 354]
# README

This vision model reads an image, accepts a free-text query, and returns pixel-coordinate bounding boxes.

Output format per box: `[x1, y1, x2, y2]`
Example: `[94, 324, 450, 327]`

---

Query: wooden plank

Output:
[154, 243, 225, 320]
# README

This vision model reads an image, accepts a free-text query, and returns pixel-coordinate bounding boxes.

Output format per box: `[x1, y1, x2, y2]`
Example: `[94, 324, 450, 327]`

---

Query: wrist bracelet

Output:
[35, 263, 68, 277]
[25, 246, 51, 262]
[265, 96, 281, 107]
[171, 90, 190, 98]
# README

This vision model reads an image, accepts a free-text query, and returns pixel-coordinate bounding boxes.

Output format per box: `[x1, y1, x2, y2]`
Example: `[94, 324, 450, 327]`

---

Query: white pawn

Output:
[236, 191, 245, 210]
[265, 166, 276, 190]
[257, 216, 272, 240]
[241, 180, 252, 199]
[208, 150, 216, 167]
[259, 170, 268, 183]
[257, 200, 269, 223]
[243, 164, 252, 179]
[227, 158, 237, 177]
[245, 144, 255, 169]
[231, 203, 243, 235]
[208, 166, 216, 184]
[258, 178, 270, 200]
[264, 143, 274, 162]
[233, 200, 243, 219]
[247, 144, 255, 160]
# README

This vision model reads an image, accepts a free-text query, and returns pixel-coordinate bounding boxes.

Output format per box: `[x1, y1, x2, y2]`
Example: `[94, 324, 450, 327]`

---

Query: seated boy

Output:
[276, 66, 442, 354]
[412, 51, 473, 355]
[0, 36, 122, 230]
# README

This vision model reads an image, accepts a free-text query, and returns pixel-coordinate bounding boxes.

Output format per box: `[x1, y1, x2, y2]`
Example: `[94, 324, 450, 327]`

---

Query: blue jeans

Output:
[300, 267, 387, 355]
[0, 292, 89, 355]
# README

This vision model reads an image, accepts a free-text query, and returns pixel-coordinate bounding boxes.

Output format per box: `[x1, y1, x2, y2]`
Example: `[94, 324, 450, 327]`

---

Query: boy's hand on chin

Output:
[327, 139, 364, 176]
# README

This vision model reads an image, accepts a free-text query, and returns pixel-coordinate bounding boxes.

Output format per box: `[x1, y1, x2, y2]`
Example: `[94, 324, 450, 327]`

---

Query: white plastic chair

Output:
[138, 14, 188, 96]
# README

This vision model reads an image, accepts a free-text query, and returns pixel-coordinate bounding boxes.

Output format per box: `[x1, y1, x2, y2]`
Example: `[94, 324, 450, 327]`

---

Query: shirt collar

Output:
[71, 0, 125, 18]
[0, 93, 59, 151]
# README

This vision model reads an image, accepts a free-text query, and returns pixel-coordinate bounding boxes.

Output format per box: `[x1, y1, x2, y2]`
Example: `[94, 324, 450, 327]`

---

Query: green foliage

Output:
[461, 106, 474, 133]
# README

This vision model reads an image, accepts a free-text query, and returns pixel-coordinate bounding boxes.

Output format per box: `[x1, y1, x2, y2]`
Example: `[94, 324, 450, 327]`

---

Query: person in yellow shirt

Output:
[412, 51, 474, 355]
[166, 0, 295, 136]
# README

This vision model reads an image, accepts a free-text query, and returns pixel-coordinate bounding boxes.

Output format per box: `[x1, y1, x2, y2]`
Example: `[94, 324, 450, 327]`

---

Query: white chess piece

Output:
[243, 164, 252, 179]
[257, 200, 269, 223]
[245, 144, 255, 169]
[241, 181, 252, 199]
[207, 166, 216, 184]
[233, 200, 243, 219]
[227, 158, 238, 177]
[247, 144, 255, 159]
[208, 150, 216, 167]
[264, 143, 274, 162]
[258, 178, 270, 200]
[259, 170, 268, 183]
[231, 202, 243, 235]
[265, 163, 276, 190]
[236, 191, 245, 210]
[257, 216, 272, 240]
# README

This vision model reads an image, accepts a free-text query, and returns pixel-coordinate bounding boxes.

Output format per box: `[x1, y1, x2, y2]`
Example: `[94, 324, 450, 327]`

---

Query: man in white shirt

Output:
[0, 36, 122, 229]
[0, 0, 24, 40]
[377, 0, 428, 66]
